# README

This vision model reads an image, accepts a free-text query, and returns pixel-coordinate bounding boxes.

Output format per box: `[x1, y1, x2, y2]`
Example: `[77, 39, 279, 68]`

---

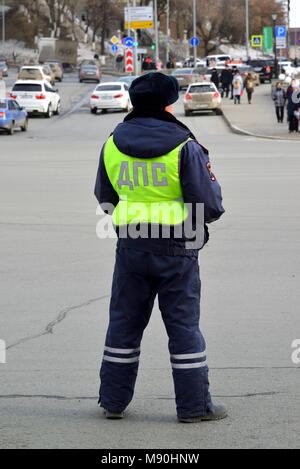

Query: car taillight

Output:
[9, 93, 16, 99]
[91, 94, 98, 99]
[203, 75, 206, 80]
[36, 94, 46, 99]
[189, 74, 193, 78]
[114, 94, 123, 98]
[0, 112, 6, 118]
[213, 92, 220, 98]
[266, 66, 271, 72]
[185, 93, 192, 100]
[96, 70, 100, 75]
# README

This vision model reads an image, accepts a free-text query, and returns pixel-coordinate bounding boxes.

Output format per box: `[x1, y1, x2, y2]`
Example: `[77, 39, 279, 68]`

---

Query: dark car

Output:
[79, 65, 100, 83]
[249, 59, 273, 83]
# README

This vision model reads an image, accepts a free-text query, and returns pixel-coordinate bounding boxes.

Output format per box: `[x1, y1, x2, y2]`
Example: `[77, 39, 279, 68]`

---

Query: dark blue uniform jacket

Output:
[95, 113, 225, 257]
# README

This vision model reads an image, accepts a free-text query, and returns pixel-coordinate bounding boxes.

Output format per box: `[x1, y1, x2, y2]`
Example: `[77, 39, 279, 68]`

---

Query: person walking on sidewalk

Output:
[287, 83, 300, 133]
[272, 82, 286, 123]
[232, 71, 243, 104]
[210, 68, 220, 89]
[244, 73, 255, 104]
[94, 72, 227, 423]
[230, 66, 238, 99]
[220, 65, 232, 98]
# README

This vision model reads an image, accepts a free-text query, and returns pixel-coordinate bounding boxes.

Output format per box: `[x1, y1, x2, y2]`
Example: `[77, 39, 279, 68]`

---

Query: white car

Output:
[9, 80, 61, 118]
[90, 82, 132, 114]
[206, 54, 231, 65]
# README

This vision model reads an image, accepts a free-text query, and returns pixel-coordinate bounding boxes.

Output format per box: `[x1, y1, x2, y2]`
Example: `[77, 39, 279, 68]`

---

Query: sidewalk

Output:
[221, 82, 300, 141]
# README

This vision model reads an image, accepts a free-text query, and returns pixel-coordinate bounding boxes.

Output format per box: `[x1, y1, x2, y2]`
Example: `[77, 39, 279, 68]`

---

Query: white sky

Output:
[290, 0, 300, 28]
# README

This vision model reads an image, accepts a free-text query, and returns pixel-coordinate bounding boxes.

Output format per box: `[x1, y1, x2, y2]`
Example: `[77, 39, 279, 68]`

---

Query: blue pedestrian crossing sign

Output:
[251, 35, 263, 47]
[190, 37, 199, 47]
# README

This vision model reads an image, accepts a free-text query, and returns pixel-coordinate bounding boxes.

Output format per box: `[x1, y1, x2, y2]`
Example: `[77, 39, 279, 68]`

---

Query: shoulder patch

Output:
[206, 162, 216, 181]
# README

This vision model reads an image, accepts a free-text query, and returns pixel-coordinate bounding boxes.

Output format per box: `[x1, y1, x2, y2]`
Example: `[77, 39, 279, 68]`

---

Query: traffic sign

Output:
[124, 37, 134, 47]
[125, 21, 154, 29]
[251, 35, 263, 47]
[124, 6, 154, 29]
[112, 45, 118, 52]
[275, 26, 286, 38]
[126, 47, 134, 73]
[190, 37, 199, 47]
[110, 35, 118, 44]
[298, 38, 300, 45]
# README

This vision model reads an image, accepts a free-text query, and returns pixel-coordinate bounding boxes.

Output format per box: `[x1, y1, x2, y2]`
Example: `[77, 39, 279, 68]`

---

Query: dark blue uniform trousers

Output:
[99, 247, 213, 418]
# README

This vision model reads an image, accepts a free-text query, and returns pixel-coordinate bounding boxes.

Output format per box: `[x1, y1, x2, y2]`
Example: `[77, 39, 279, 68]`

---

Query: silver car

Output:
[171, 68, 201, 89]
[79, 65, 100, 83]
[0, 61, 8, 77]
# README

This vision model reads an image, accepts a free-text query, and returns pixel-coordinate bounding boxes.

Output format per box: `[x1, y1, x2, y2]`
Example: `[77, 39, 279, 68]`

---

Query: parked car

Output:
[79, 65, 101, 83]
[90, 82, 132, 114]
[18, 65, 55, 85]
[0, 61, 8, 77]
[184, 82, 222, 116]
[249, 59, 273, 83]
[0, 98, 28, 135]
[171, 68, 201, 89]
[44, 61, 63, 82]
[10, 80, 61, 118]
[206, 54, 231, 66]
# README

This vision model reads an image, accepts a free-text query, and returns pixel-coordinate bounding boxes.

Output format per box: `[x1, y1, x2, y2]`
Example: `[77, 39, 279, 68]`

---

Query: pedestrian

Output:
[230, 66, 238, 99]
[94, 72, 227, 423]
[286, 78, 296, 100]
[244, 73, 255, 104]
[232, 71, 243, 104]
[210, 68, 219, 89]
[220, 64, 232, 98]
[272, 82, 286, 123]
[115, 54, 123, 73]
[287, 83, 300, 133]
[166, 58, 172, 69]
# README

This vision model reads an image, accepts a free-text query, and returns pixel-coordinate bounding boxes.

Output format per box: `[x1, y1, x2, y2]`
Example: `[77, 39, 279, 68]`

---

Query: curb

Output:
[221, 109, 300, 142]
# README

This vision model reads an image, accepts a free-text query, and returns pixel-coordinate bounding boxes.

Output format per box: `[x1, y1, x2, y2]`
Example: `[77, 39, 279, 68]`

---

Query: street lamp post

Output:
[245, 0, 249, 60]
[193, 0, 196, 67]
[2, 0, 5, 55]
[272, 12, 278, 79]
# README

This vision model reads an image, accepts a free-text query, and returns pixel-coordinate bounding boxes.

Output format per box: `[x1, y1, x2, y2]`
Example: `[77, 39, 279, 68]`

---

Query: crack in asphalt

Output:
[0, 392, 279, 401]
[6, 294, 110, 351]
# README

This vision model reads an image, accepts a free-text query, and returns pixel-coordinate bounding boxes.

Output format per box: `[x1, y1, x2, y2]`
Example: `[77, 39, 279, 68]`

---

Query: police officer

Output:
[94, 72, 226, 423]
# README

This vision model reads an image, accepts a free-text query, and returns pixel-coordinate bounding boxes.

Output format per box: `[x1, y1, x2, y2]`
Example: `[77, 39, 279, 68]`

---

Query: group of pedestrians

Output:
[211, 65, 255, 105]
[272, 78, 300, 133]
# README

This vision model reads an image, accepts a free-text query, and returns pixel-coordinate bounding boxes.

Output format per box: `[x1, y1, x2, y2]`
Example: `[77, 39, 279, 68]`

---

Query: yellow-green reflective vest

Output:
[104, 135, 190, 226]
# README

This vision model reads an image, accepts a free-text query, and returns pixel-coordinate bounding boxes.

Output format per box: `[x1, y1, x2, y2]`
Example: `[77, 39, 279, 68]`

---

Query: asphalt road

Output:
[0, 72, 299, 449]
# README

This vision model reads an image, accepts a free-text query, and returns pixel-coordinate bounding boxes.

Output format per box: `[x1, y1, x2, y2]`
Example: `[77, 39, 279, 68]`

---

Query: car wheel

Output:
[215, 108, 223, 115]
[184, 110, 191, 116]
[101, 109, 108, 114]
[45, 104, 53, 118]
[260, 79, 265, 84]
[21, 118, 28, 131]
[7, 122, 14, 135]
[91, 107, 97, 114]
[54, 101, 61, 116]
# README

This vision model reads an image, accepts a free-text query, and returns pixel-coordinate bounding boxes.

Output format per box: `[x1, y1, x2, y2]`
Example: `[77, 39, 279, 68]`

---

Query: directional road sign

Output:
[124, 37, 134, 47]
[190, 37, 199, 47]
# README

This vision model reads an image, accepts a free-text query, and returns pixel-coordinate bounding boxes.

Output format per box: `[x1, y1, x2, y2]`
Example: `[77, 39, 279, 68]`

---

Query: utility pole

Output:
[286, 0, 290, 59]
[193, 0, 196, 67]
[154, 0, 159, 65]
[2, 0, 5, 55]
[166, 0, 169, 66]
[245, 0, 249, 60]
[133, 0, 138, 75]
